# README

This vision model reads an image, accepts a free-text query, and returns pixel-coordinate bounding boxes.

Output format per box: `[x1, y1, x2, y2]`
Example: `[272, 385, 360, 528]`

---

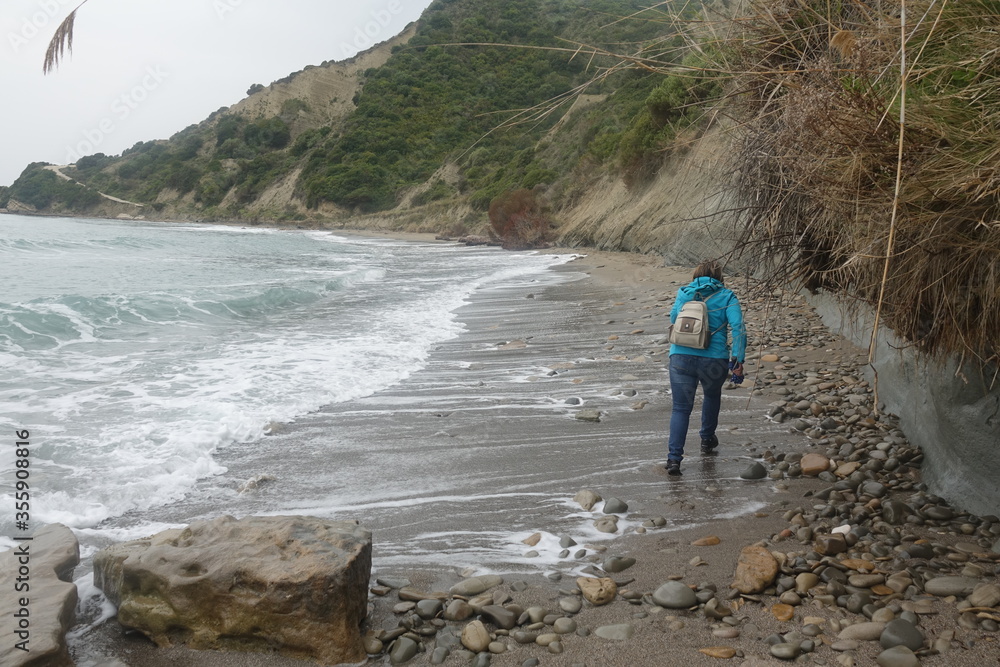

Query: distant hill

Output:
[2, 0, 717, 230]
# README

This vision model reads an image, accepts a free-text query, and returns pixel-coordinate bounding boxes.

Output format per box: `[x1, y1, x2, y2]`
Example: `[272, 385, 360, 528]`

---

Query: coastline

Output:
[71, 233, 1000, 667]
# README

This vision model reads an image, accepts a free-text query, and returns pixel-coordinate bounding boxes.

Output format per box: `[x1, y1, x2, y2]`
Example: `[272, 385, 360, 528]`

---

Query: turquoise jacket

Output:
[669, 276, 747, 362]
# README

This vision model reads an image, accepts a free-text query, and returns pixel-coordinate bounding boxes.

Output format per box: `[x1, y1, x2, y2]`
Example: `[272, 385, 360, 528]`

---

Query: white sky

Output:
[0, 0, 434, 186]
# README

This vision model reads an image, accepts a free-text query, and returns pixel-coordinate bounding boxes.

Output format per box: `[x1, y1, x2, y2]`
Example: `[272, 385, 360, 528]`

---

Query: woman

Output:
[666, 260, 746, 476]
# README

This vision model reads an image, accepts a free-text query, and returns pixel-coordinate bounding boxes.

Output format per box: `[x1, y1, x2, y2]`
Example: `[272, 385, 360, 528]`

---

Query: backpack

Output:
[669, 298, 710, 349]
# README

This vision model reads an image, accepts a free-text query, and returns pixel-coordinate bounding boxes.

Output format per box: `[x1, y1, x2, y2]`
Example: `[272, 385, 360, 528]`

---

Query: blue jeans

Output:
[668, 354, 729, 463]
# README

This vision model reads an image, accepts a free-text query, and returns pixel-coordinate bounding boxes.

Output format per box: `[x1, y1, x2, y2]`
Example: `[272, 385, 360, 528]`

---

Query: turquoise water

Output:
[0, 215, 568, 547]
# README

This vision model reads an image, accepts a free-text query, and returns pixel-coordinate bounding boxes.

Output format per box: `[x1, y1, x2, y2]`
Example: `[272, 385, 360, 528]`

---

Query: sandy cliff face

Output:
[227, 24, 417, 136]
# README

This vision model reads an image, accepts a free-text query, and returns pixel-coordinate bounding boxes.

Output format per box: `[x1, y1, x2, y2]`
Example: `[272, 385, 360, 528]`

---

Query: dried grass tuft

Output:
[724, 0, 1000, 374]
[43, 1, 89, 75]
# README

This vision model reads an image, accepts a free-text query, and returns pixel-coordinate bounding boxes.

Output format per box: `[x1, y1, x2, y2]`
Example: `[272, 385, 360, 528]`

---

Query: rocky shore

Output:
[70, 245, 1000, 667]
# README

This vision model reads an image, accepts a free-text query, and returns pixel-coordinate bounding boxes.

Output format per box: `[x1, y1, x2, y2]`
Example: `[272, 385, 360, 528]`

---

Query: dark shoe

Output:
[701, 436, 719, 454]
[666, 461, 682, 476]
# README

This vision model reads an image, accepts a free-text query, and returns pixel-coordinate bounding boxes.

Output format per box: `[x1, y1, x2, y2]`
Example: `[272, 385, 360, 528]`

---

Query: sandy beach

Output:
[74, 238, 1000, 667]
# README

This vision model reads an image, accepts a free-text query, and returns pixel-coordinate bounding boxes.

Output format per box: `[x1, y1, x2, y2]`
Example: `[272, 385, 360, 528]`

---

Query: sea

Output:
[0, 215, 575, 554]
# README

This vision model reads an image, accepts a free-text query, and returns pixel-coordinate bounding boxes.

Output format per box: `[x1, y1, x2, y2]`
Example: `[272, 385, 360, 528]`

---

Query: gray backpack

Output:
[669, 298, 710, 349]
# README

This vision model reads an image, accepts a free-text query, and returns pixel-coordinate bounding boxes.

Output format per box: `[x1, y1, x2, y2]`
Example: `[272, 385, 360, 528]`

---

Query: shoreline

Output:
[68, 233, 1000, 666]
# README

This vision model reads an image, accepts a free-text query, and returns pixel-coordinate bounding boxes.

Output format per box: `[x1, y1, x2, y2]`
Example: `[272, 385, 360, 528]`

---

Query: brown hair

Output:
[693, 260, 723, 282]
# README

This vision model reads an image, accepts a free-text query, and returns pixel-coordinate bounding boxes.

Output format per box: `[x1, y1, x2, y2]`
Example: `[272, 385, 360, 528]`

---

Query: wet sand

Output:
[74, 242, 998, 666]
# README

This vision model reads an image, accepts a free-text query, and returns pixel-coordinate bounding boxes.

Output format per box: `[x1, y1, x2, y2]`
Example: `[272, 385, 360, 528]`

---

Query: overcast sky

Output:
[0, 0, 434, 186]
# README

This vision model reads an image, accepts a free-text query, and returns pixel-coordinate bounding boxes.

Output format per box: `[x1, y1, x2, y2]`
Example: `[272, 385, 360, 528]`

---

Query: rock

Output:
[451, 575, 504, 597]
[559, 596, 582, 614]
[699, 647, 737, 658]
[574, 489, 602, 511]
[594, 624, 634, 640]
[772, 604, 795, 621]
[416, 599, 443, 619]
[770, 643, 801, 660]
[969, 583, 1000, 608]
[692, 536, 721, 546]
[390, 636, 420, 665]
[603, 497, 629, 514]
[444, 600, 475, 621]
[593, 516, 619, 533]
[876, 645, 920, 667]
[740, 462, 768, 480]
[924, 576, 979, 597]
[553, 617, 577, 634]
[0, 523, 79, 667]
[800, 453, 830, 476]
[462, 620, 491, 653]
[575, 409, 602, 422]
[577, 577, 617, 605]
[652, 581, 697, 609]
[732, 546, 779, 594]
[92, 515, 371, 665]
[603, 556, 635, 573]
[795, 573, 820, 594]
[879, 619, 924, 651]
[480, 605, 517, 630]
[838, 622, 886, 641]
[522, 533, 542, 546]
[882, 500, 913, 526]
[814, 533, 848, 556]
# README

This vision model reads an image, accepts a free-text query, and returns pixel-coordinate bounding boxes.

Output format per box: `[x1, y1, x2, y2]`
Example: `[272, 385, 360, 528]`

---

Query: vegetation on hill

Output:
[7, 0, 720, 224]
[6, 163, 102, 210]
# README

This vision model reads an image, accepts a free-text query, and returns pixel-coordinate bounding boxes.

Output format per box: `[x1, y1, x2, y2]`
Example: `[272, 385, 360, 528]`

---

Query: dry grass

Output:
[724, 0, 1000, 373]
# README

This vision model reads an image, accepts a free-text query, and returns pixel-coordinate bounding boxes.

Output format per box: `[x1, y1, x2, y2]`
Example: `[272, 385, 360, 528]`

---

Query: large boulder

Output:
[93, 515, 372, 665]
[0, 523, 80, 667]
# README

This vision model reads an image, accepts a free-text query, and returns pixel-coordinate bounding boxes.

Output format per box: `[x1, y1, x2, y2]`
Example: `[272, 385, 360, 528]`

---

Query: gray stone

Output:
[480, 605, 517, 630]
[652, 581, 697, 609]
[559, 597, 582, 614]
[0, 523, 79, 667]
[553, 617, 577, 634]
[92, 515, 370, 665]
[575, 409, 601, 422]
[602, 556, 635, 573]
[969, 583, 1000, 608]
[603, 497, 628, 514]
[471, 652, 492, 667]
[740, 462, 768, 480]
[924, 576, 979, 597]
[593, 516, 619, 533]
[876, 645, 920, 667]
[444, 600, 474, 621]
[770, 643, 801, 660]
[390, 637, 420, 665]
[451, 575, 504, 597]
[594, 624, 634, 640]
[838, 621, 886, 641]
[430, 647, 450, 665]
[880, 619, 924, 651]
[416, 599, 443, 619]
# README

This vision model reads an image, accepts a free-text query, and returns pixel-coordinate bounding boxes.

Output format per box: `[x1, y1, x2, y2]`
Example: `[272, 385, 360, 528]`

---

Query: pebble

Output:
[594, 624, 634, 640]
[876, 645, 919, 667]
[461, 621, 491, 653]
[924, 576, 978, 597]
[573, 489, 602, 511]
[389, 637, 419, 665]
[577, 577, 617, 605]
[770, 643, 801, 660]
[603, 497, 628, 514]
[838, 621, 886, 641]
[740, 462, 768, 480]
[652, 581, 697, 609]
[559, 597, 582, 614]
[879, 619, 924, 651]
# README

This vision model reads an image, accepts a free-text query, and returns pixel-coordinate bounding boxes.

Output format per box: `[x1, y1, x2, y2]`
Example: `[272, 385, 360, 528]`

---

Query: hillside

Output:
[1, 0, 713, 230]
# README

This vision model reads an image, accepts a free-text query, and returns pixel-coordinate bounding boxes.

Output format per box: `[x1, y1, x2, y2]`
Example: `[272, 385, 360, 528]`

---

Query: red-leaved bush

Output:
[487, 189, 552, 250]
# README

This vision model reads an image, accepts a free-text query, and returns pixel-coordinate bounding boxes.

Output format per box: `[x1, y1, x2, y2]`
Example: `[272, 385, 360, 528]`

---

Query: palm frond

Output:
[43, 0, 90, 75]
